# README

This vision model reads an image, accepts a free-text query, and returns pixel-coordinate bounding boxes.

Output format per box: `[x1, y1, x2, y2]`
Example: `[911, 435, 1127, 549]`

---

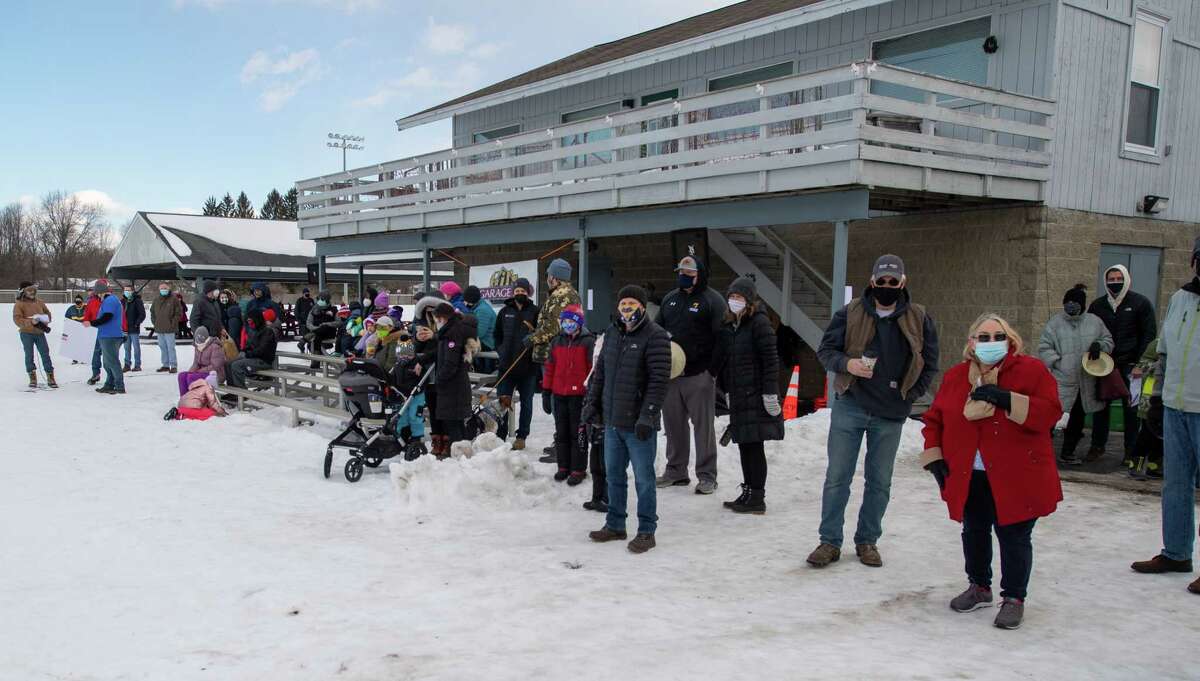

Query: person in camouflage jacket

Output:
[527, 258, 580, 364]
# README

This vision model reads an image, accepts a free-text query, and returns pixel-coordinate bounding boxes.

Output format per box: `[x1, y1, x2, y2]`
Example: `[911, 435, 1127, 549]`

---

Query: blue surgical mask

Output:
[560, 319, 579, 335]
[159, 289, 169, 297]
[974, 340, 1009, 365]
[123, 291, 132, 299]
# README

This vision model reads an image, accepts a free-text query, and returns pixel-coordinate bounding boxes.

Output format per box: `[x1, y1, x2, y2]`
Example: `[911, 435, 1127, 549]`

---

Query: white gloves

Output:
[763, 394, 781, 417]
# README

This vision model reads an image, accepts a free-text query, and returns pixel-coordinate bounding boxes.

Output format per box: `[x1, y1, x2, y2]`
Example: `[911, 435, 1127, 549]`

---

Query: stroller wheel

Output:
[323, 448, 333, 479]
[363, 455, 383, 468]
[344, 457, 364, 483]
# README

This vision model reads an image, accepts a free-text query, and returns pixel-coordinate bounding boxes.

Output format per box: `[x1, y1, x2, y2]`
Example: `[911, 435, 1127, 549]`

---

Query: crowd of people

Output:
[12, 236, 1200, 626]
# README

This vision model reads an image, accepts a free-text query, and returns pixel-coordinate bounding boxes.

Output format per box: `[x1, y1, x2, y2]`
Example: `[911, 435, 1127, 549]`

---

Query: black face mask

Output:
[1106, 282, 1124, 296]
[872, 286, 902, 306]
[678, 273, 696, 290]
[1064, 301, 1083, 316]
[514, 294, 529, 306]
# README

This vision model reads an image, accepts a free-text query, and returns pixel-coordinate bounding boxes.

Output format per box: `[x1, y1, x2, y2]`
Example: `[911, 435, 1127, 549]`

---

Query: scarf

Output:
[1105, 264, 1132, 311]
[963, 360, 1001, 421]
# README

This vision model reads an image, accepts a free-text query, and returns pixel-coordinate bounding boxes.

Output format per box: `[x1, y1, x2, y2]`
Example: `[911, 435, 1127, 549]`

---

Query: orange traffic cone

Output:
[783, 365, 800, 420]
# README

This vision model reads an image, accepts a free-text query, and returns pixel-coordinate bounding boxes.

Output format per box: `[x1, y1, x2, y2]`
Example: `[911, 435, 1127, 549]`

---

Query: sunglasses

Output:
[975, 332, 1008, 342]
[874, 277, 901, 287]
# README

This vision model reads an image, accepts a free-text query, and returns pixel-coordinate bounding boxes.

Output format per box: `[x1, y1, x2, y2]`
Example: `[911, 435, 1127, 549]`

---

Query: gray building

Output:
[297, 0, 1200, 396]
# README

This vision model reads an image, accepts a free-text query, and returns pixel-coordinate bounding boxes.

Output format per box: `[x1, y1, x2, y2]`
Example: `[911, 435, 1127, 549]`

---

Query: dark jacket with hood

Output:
[429, 313, 477, 420]
[1087, 266, 1157, 367]
[494, 295, 541, 380]
[543, 326, 596, 396]
[220, 300, 243, 350]
[190, 294, 224, 337]
[655, 258, 726, 376]
[713, 308, 785, 444]
[586, 315, 672, 431]
[295, 294, 315, 332]
[123, 292, 146, 333]
[242, 309, 278, 363]
[245, 282, 283, 322]
[818, 287, 940, 421]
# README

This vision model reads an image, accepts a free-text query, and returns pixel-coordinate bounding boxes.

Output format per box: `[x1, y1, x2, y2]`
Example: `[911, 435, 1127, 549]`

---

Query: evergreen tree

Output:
[219, 193, 235, 217]
[202, 196, 220, 216]
[260, 189, 283, 220]
[280, 188, 299, 221]
[233, 192, 255, 218]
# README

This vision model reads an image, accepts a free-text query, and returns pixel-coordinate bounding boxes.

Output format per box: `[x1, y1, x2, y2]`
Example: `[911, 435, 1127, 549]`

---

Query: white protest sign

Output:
[468, 259, 539, 306]
[59, 318, 98, 363]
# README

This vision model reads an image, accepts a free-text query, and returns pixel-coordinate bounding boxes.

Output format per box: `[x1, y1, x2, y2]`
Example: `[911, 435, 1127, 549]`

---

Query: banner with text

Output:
[468, 259, 539, 307]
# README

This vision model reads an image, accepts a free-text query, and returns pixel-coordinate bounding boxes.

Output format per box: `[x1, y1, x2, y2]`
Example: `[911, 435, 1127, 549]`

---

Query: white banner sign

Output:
[468, 259, 539, 306]
[58, 318, 98, 363]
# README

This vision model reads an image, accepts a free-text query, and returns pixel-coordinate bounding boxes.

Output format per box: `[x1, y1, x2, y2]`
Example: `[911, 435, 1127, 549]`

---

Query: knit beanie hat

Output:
[1063, 284, 1088, 307]
[374, 290, 390, 308]
[193, 327, 210, 345]
[202, 280, 219, 295]
[375, 316, 395, 329]
[727, 276, 757, 301]
[262, 308, 277, 323]
[616, 284, 647, 308]
[439, 281, 463, 299]
[387, 306, 404, 323]
[93, 278, 110, 295]
[559, 303, 585, 326]
[464, 285, 482, 305]
[513, 278, 533, 295]
[547, 258, 572, 281]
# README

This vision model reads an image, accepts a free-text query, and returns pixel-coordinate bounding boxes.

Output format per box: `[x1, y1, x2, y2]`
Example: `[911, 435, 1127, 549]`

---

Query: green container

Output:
[1083, 402, 1125, 432]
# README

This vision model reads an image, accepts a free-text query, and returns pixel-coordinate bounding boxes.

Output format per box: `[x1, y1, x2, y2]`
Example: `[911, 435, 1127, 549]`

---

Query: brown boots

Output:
[46, 371, 57, 388]
[430, 435, 451, 459]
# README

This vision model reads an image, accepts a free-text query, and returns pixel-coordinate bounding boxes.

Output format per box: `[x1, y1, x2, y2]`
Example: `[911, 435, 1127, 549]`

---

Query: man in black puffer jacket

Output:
[583, 285, 671, 554]
[1087, 264, 1157, 462]
[493, 278, 541, 447]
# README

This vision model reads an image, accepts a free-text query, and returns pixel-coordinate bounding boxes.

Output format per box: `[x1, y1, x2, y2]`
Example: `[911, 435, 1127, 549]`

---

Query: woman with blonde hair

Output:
[920, 312, 1063, 630]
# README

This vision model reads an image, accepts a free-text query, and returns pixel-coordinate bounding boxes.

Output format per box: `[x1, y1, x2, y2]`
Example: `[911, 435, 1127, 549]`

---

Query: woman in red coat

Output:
[921, 313, 1062, 631]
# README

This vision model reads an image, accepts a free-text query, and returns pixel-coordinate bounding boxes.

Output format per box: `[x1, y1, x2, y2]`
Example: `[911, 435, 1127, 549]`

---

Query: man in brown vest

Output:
[808, 254, 940, 568]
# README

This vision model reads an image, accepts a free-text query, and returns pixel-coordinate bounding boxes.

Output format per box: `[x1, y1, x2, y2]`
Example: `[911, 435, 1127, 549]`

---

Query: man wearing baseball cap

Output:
[810, 254, 940, 569]
[1132, 235, 1200, 595]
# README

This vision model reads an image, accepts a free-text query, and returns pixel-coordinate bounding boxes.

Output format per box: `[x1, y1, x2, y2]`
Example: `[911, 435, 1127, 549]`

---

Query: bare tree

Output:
[34, 191, 110, 289]
[0, 203, 37, 286]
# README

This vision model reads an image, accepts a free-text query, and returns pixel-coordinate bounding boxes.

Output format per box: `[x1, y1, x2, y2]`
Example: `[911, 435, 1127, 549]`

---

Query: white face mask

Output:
[727, 298, 746, 314]
[362, 298, 371, 307]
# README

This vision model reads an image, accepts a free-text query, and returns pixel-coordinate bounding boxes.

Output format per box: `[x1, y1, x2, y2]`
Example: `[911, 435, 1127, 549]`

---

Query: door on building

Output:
[584, 255, 613, 331]
[1098, 244, 1162, 310]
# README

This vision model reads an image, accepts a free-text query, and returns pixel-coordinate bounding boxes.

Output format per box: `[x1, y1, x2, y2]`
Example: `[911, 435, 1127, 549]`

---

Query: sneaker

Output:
[949, 584, 994, 612]
[168, 367, 177, 374]
[993, 598, 1024, 630]
[589, 527, 627, 542]
[1146, 466, 1163, 480]
[806, 543, 841, 568]
[512, 438, 526, 451]
[131, 366, 142, 372]
[627, 533, 656, 554]
[1058, 452, 1083, 466]
[163, 407, 179, 421]
[724, 484, 750, 509]
[855, 543, 883, 567]
[567, 471, 586, 486]
[96, 386, 115, 394]
[1131, 554, 1194, 574]
[554, 468, 569, 482]
[87, 375, 101, 386]
[122, 364, 131, 373]
[694, 479, 718, 495]
[1084, 446, 1105, 462]
[111, 388, 126, 394]
[583, 499, 608, 513]
[655, 475, 690, 488]
[156, 367, 170, 373]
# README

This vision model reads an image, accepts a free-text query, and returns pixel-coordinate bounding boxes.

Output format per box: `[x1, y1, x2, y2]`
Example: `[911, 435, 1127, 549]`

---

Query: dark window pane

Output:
[872, 18, 991, 103]
[1126, 83, 1159, 148]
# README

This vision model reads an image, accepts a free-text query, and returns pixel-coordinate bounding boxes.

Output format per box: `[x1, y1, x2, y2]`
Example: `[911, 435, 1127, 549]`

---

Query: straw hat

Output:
[669, 341, 686, 379]
[1082, 351, 1115, 377]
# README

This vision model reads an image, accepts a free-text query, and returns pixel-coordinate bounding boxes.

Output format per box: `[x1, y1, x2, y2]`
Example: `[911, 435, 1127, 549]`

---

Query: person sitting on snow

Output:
[542, 303, 595, 485]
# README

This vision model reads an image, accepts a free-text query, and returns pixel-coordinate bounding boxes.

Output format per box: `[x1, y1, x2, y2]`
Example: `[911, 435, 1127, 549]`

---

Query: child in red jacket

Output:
[542, 304, 595, 484]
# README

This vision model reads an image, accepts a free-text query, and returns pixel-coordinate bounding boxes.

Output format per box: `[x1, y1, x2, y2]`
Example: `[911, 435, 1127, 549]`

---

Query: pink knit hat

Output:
[439, 281, 462, 299]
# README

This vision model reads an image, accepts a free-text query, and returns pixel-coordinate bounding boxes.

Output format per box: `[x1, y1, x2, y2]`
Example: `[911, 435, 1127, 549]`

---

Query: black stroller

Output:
[325, 357, 433, 482]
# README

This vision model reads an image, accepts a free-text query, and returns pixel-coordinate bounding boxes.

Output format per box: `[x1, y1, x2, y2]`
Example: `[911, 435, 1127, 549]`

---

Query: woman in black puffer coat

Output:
[712, 276, 784, 514]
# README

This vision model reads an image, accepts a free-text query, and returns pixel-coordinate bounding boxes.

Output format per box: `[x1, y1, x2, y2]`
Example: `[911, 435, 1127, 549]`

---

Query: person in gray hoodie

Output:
[1131, 236, 1200, 596]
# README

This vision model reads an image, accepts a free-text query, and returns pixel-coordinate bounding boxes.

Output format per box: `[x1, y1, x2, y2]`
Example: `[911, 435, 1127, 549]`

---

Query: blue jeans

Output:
[91, 338, 102, 377]
[496, 371, 537, 440]
[156, 332, 177, 369]
[818, 393, 905, 547]
[1161, 407, 1200, 561]
[604, 426, 658, 535]
[123, 332, 141, 368]
[19, 332, 53, 373]
[99, 337, 125, 390]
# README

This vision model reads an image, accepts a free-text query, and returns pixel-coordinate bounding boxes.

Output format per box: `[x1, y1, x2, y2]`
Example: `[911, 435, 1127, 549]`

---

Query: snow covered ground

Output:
[2, 303, 1196, 680]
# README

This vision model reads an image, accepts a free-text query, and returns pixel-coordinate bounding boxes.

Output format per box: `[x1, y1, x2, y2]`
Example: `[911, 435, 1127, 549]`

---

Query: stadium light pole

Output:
[327, 132, 365, 172]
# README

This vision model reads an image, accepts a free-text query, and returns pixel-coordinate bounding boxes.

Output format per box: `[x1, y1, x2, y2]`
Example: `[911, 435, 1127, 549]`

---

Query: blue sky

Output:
[0, 0, 735, 226]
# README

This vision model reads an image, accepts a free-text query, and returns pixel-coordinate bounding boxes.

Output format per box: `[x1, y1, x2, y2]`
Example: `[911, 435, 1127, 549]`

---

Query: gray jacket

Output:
[1037, 311, 1113, 414]
[1159, 284, 1200, 414]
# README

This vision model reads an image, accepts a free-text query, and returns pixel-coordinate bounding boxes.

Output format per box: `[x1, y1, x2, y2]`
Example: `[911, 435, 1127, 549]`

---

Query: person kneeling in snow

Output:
[542, 303, 595, 485]
[582, 286, 671, 554]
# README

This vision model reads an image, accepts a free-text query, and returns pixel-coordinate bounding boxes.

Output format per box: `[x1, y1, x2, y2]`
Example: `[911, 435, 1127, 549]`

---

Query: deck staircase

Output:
[708, 227, 833, 350]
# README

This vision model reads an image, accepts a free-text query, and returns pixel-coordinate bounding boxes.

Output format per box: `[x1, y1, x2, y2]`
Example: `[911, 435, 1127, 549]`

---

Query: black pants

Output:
[1061, 394, 1087, 449]
[589, 428, 607, 503]
[962, 471, 1037, 601]
[1091, 366, 1139, 454]
[553, 395, 584, 472]
[738, 441, 767, 490]
[441, 417, 465, 445]
[427, 390, 444, 436]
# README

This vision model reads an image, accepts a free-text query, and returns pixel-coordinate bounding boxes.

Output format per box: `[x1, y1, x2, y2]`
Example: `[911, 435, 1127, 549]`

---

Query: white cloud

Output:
[239, 48, 324, 112]
[350, 63, 483, 110]
[72, 190, 131, 221]
[421, 18, 502, 58]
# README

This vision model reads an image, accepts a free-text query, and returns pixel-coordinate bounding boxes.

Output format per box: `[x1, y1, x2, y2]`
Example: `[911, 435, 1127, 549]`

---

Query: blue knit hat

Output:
[559, 303, 584, 327]
[547, 258, 572, 281]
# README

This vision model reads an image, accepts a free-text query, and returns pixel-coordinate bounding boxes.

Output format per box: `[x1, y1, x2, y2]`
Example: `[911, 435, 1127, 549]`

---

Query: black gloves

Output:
[635, 423, 653, 441]
[575, 424, 590, 454]
[580, 403, 598, 426]
[970, 385, 1012, 412]
[1088, 342, 1102, 361]
[924, 459, 949, 491]
[541, 391, 553, 415]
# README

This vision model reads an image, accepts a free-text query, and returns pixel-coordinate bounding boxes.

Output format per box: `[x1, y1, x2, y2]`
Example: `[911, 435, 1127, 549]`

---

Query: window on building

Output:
[472, 125, 520, 144]
[561, 101, 625, 170]
[640, 89, 679, 157]
[465, 125, 519, 185]
[872, 18, 991, 102]
[695, 62, 795, 148]
[1125, 12, 1166, 152]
